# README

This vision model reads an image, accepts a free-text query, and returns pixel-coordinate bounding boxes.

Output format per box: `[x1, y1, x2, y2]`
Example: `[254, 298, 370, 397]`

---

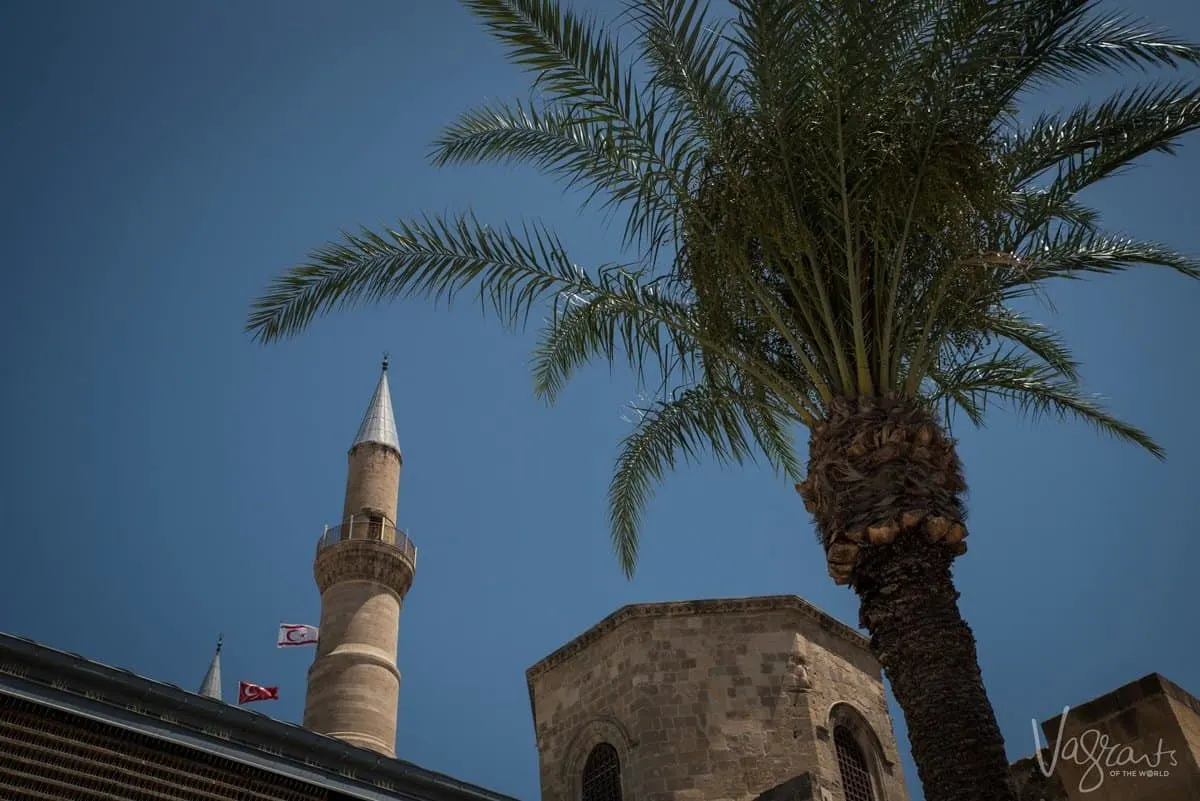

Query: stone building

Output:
[303, 355, 414, 758]
[1009, 673, 1200, 801]
[1, 360, 1197, 801]
[0, 631, 517, 801]
[526, 596, 908, 801]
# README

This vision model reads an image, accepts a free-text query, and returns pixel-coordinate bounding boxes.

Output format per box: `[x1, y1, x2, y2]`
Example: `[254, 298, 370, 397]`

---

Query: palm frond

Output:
[624, 0, 739, 139]
[973, 0, 1200, 117]
[980, 308, 1080, 382]
[462, 0, 630, 112]
[609, 384, 801, 576]
[531, 274, 700, 403]
[1016, 230, 1200, 284]
[1004, 83, 1200, 193]
[461, 0, 680, 167]
[929, 353, 1164, 458]
[431, 99, 678, 250]
[460, 0, 707, 254]
[1032, 5, 1200, 84]
[246, 212, 615, 342]
[248, 0, 1200, 578]
[1004, 191, 1101, 250]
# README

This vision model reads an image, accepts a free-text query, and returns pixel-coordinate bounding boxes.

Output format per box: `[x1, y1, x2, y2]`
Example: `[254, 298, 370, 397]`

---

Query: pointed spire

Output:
[198, 634, 223, 701]
[351, 353, 400, 453]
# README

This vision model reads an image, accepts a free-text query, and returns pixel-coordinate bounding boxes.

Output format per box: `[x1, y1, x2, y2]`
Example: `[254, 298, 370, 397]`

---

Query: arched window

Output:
[835, 725, 876, 801]
[581, 742, 622, 801]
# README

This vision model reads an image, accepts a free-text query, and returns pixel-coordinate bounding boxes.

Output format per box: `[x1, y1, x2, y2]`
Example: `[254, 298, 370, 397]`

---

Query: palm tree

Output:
[247, 2, 1200, 799]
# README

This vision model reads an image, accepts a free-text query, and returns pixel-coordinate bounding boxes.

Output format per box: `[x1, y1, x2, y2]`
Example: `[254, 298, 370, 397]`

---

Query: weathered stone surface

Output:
[341, 442, 402, 524]
[527, 596, 908, 801]
[753, 773, 814, 801]
[307, 542, 413, 757]
[313, 540, 414, 597]
[304, 422, 414, 758]
[1009, 752, 1067, 801]
[1020, 673, 1200, 801]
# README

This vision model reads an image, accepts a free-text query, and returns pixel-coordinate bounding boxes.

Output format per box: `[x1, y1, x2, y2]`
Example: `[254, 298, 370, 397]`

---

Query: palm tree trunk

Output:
[856, 533, 1015, 801]
[798, 397, 1015, 801]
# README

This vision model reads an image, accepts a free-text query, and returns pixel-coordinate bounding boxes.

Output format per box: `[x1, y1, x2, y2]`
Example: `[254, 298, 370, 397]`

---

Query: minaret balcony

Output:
[316, 515, 418, 568]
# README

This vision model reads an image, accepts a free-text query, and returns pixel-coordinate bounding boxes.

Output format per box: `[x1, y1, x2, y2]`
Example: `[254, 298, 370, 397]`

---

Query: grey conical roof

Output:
[352, 357, 400, 453]
[198, 635, 222, 701]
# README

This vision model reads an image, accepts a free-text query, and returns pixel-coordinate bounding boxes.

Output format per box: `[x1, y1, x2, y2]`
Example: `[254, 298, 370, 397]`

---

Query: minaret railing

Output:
[317, 515, 417, 565]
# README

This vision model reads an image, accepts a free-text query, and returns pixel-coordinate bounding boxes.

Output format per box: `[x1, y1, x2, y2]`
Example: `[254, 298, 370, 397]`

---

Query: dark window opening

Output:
[581, 742, 622, 801]
[367, 515, 384, 540]
[835, 725, 875, 801]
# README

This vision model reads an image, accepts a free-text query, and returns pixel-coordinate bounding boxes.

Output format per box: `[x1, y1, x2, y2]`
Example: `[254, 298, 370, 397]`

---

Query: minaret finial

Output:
[216, 633, 223, 654]
[352, 357, 400, 452]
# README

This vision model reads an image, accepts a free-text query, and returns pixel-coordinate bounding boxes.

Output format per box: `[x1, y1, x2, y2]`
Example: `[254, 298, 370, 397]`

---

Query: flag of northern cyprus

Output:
[277, 623, 319, 647]
[237, 681, 279, 704]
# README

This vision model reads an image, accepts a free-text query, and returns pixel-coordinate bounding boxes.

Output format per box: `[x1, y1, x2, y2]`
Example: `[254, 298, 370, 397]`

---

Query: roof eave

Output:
[0, 632, 520, 801]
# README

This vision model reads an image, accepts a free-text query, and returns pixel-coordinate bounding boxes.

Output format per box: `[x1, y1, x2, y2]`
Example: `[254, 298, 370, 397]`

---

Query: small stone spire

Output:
[351, 353, 400, 453]
[198, 634, 223, 701]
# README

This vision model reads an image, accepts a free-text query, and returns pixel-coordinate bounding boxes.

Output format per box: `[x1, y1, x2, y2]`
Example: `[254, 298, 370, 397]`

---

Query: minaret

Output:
[198, 635, 223, 701]
[302, 355, 416, 756]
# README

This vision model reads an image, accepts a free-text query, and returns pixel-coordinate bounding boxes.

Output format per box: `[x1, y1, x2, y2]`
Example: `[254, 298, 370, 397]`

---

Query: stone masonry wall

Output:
[797, 608, 908, 801]
[1035, 674, 1200, 801]
[1164, 678, 1200, 785]
[527, 597, 909, 801]
[341, 443, 401, 523]
[303, 570, 405, 757]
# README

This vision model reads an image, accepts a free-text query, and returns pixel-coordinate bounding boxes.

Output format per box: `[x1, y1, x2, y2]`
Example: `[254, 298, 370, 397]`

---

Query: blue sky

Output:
[1, 2, 1198, 799]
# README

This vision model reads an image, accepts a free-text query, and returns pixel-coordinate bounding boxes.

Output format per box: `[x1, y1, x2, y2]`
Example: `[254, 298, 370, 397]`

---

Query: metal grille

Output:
[834, 725, 875, 801]
[0, 695, 326, 801]
[581, 743, 622, 801]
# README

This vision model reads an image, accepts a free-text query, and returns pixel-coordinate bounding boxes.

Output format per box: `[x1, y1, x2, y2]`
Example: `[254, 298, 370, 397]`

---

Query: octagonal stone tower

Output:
[527, 596, 910, 801]
[302, 356, 416, 756]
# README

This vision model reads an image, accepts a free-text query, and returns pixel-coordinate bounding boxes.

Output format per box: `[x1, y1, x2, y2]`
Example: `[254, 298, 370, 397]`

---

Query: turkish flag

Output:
[237, 681, 279, 704]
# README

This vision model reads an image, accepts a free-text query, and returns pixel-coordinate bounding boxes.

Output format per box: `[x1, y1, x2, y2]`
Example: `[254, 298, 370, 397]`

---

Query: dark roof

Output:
[0, 632, 520, 801]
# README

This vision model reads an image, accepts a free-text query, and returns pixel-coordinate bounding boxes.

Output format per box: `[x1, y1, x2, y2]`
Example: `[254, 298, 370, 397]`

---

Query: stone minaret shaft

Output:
[303, 356, 416, 756]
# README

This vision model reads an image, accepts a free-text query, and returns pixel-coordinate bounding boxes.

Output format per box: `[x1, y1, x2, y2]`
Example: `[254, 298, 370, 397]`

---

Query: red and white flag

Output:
[237, 681, 279, 704]
[277, 623, 319, 647]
